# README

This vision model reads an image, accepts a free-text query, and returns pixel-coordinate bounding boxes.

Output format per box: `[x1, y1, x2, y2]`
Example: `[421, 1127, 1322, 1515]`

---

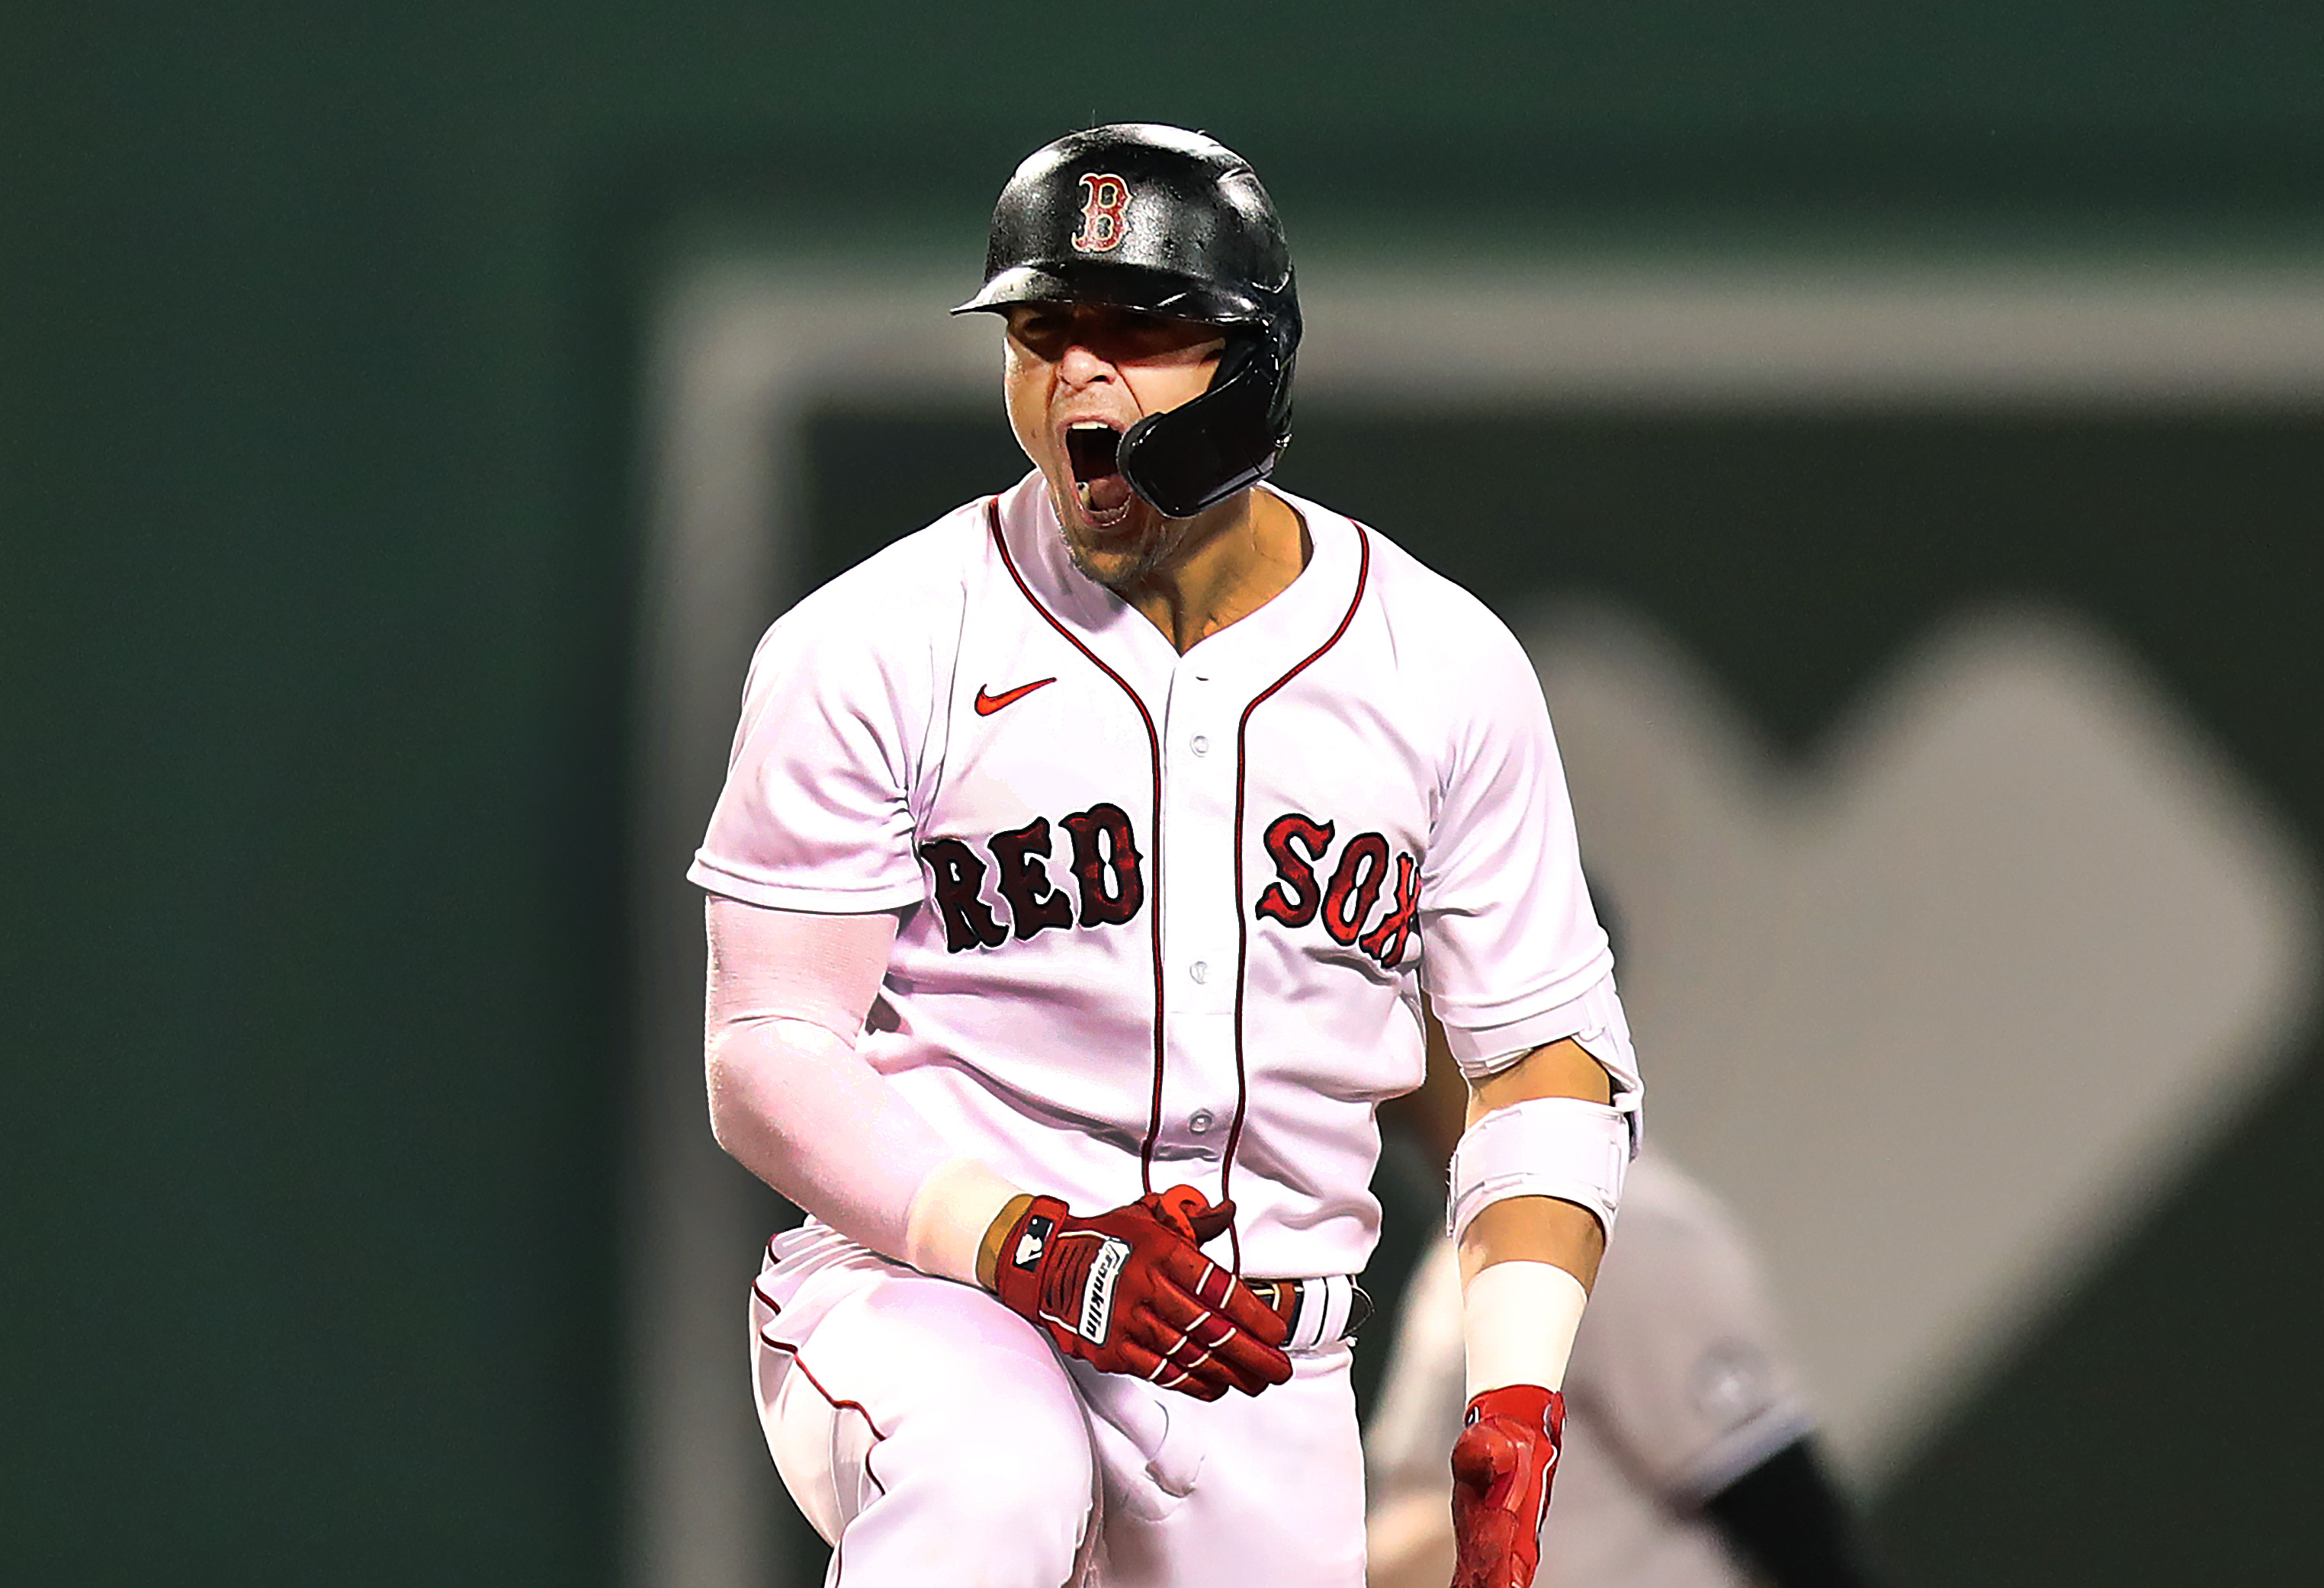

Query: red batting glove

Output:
[991, 1186, 1292, 1400]
[1450, 1384, 1565, 1588]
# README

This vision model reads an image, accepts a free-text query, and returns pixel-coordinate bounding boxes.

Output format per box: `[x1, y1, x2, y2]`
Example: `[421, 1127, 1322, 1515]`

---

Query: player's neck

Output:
[1120, 487, 1311, 655]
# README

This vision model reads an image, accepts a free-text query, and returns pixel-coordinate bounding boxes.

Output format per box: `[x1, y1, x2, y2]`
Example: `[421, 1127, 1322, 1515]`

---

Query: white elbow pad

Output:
[1447, 1096, 1632, 1244]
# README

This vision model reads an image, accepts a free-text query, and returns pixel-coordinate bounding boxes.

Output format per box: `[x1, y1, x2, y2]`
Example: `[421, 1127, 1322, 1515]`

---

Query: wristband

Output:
[1463, 1259, 1588, 1397]
[901, 1157, 1030, 1285]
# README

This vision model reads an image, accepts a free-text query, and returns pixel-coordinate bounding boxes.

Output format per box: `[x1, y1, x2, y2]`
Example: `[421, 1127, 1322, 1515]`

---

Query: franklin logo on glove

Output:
[1077, 1237, 1130, 1343]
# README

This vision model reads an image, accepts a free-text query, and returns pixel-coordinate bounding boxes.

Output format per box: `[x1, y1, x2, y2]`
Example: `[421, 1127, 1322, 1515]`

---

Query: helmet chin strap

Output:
[1118, 329, 1293, 520]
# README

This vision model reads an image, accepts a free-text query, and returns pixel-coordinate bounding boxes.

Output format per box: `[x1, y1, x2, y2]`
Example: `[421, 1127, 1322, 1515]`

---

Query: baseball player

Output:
[691, 123, 1642, 1587]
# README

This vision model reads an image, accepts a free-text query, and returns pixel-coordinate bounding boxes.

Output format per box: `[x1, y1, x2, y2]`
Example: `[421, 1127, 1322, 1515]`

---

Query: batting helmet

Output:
[954, 124, 1300, 521]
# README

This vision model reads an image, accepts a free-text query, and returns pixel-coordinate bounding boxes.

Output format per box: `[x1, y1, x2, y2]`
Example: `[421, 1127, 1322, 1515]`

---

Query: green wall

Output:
[8, 5, 2322, 1583]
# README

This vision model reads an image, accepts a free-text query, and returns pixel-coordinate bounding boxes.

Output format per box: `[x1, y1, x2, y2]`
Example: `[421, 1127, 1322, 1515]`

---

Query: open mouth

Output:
[1066, 422, 1135, 526]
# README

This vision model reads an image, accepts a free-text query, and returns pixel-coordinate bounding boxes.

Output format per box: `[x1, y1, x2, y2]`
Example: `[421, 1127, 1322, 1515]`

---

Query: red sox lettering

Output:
[918, 802, 1144, 952]
[920, 804, 1422, 970]
[1255, 812, 1423, 969]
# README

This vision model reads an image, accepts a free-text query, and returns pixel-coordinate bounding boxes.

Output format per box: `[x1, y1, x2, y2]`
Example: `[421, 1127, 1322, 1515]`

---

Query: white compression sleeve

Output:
[703, 895, 1022, 1280]
[1463, 1259, 1590, 1396]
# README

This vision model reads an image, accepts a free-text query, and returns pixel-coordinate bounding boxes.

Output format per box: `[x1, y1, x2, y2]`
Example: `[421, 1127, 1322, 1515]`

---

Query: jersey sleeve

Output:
[689, 591, 936, 913]
[1418, 614, 1619, 1070]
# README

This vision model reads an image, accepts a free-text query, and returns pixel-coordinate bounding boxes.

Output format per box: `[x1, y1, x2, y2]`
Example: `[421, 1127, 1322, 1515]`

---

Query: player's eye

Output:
[1010, 310, 1074, 354]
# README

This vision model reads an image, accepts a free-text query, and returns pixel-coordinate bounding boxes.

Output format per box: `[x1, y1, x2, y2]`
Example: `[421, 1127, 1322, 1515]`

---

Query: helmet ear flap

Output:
[1118, 323, 1295, 520]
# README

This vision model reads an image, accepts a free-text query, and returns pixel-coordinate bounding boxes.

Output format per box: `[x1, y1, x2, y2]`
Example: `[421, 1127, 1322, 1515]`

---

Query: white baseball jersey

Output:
[691, 470, 1623, 1279]
[1368, 1150, 1815, 1588]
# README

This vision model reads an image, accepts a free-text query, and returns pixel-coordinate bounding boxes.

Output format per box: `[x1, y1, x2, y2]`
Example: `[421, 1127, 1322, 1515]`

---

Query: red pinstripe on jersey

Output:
[1222, 522, 1373, 1272]
[984, 502, 1375, 1269]
[986, 500, 1172, 1195]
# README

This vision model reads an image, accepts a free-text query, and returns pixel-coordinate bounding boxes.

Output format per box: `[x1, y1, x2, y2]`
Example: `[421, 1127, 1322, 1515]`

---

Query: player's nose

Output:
[1056, 340, 1115, 387]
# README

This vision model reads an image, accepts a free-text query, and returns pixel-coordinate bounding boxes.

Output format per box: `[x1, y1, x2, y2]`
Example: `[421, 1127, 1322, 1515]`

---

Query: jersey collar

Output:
[992, 471, 1364, 685]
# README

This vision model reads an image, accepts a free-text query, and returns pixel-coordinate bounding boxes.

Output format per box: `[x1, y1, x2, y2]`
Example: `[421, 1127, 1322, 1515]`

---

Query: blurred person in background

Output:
[1366, 1015, 1882, 1588]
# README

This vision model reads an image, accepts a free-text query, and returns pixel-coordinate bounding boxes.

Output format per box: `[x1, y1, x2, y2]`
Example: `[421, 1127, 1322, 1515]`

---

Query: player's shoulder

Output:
[1372, 531, 1523, 644]
[728, 494, 1004, 724]
[1275, 487, 1539, 689]
[756, 493, 995, 653]
[1281, 490, 1529, 654]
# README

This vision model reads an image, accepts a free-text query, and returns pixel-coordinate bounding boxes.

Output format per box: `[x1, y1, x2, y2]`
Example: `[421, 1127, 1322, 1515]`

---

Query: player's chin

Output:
[1058, 497, 1169, 586]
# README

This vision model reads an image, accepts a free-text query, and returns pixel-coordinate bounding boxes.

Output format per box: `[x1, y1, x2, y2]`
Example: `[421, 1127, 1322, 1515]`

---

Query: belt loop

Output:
[1288, 1278, 1322, 1350]
[1258, 1275, 1373, 1351]
[1313, 1274, 1351, 1349]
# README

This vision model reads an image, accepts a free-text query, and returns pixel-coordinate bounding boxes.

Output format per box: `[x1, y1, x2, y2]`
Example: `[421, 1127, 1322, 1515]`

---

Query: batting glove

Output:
[1450, 1383, 1565, 1588]
[991, 1185, 1293, 1400]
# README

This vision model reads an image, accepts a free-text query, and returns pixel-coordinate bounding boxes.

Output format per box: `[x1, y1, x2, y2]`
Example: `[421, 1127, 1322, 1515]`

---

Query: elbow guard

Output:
[1446, 1096, 1632, 1245]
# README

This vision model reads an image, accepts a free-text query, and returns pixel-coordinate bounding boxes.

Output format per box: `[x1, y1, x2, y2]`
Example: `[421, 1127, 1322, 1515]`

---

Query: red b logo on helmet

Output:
[1071, 174, 1132, 253]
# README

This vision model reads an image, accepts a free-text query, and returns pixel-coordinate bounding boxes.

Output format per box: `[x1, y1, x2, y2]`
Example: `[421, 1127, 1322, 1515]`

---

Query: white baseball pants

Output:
[750, 1221, 1366, 1588]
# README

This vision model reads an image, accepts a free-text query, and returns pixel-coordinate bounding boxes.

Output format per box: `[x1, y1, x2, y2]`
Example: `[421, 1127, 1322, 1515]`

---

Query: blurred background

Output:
[9, 5, 2324, 1586]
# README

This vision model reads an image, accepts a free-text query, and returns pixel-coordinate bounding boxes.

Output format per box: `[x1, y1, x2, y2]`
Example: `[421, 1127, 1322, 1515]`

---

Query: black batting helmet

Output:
[954, 124, 1299, 520]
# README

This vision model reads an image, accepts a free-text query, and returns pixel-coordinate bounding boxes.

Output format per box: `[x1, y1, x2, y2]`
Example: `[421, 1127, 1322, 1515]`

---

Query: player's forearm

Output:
[706, 1014, 953, 1253]
[1459, 1035, 1614, 1289]
[1456, 1195, 1600, 1399]
[1454, 1038, 1619, 1394]
[705, 896, 1028, 1278]
[706, 1015, 1033, 1282]
[1458, 1193, 1606, 1290]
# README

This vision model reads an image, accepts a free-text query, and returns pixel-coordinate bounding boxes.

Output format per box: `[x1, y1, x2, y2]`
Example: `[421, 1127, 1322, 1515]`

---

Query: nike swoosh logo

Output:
[975, 678, 1057, 715]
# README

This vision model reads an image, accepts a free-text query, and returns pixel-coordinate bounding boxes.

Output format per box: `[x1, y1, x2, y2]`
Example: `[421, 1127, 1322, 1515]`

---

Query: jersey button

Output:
[1189, 960, 1209, 984]
[1188, 1109, 1215, 1134]
[1190, 734, 1210, 756]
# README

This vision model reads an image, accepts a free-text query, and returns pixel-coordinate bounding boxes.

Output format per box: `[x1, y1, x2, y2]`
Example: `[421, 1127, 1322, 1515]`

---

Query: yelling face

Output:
[1001, 301, 1228, 592]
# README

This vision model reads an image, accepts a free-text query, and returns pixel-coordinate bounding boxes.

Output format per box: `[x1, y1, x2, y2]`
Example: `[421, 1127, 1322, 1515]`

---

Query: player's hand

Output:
[990, 1185, 1293, 1400]
[1449, 1384, 1565, 1588]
